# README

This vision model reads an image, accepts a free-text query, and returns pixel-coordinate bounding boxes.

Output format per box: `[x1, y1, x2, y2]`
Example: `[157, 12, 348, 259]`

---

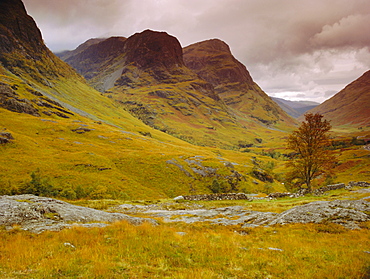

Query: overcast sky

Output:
[22, 0, 370, 103]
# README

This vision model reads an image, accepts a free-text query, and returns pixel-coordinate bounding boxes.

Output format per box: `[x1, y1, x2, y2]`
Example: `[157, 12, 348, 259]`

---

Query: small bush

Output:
[19, 170, 59, 197]
[208, 179, 221, 193]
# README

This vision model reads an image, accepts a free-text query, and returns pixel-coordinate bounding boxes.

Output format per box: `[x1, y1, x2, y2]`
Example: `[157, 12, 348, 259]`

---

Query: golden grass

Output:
[1, 67, 370, 200]
[0, 220, 369, 278]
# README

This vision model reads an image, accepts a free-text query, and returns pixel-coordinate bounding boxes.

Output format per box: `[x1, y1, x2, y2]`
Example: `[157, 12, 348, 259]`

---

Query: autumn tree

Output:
[286, 113, 336, 191]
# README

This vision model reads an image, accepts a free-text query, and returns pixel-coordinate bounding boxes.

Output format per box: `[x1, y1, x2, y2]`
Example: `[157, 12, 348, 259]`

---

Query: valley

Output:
[0, 0, 370, 277]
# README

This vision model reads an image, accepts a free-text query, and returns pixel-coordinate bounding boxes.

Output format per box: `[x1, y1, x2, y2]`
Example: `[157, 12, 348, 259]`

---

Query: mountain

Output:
[1, 0, 368, 201]
[61, 31, 295, 148]
[271, 97, 319, 118]
[55, 38, 106, 61]
[183, 39, 294, 126]
[0, 0, 291, 199]
[300, 71, 370, 127]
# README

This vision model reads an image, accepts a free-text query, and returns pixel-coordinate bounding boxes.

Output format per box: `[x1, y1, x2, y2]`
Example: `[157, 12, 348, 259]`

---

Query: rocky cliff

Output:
[123, 30, 184, 71]
[0, 0, 45, 55]
[0, 0, 79, 82]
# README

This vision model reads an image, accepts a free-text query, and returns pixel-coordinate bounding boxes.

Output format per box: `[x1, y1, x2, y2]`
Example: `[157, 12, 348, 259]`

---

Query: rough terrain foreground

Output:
[0, 195, 156, 233]
[2, 194, 370, 233]
[116, 198, 370, 230]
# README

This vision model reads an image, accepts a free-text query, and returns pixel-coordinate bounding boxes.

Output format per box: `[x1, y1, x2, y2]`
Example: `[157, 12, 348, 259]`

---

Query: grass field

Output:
[1, 191, 370, 278]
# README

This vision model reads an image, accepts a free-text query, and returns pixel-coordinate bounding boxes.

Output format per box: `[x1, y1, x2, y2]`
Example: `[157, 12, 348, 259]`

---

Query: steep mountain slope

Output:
[62, 31, 295, 148]
[0, 0, 143, 130]
[183, 39, 295, 126]
[0, 0, 290, 199]
[301, 70, 370, 126]
[64, 37, 127, 92]
[103, 30, 242, 147]
[55, 38, 106, 61]
[271, 97, 319, 118]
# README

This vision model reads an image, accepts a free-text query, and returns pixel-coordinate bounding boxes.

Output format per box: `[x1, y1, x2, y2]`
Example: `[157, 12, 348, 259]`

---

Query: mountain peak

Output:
[183, 39, 254, 86]
[194, 38, 231, 52]
[123, 29, 184, 70]
[0, 0, 45, 55]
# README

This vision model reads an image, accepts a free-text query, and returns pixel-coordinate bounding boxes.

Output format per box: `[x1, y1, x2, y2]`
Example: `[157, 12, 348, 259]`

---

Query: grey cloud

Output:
[21, 0, 370, 102]
[294, 93, 306, 98]
[324, 90, 337, 97]
[24, 0, 131, 50]
[311, 14, 370, 49]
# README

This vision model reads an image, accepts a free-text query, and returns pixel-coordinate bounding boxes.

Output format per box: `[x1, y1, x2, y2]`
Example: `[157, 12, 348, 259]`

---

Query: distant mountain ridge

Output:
[55, 38, 106, 61]
[59, 31, 294, 147]
[301, 71, 370, 126]
[271, 97, 319, 118]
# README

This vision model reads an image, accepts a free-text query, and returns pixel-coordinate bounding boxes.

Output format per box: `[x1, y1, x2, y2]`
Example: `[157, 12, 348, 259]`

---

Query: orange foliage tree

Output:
[286, 113, 337, 191]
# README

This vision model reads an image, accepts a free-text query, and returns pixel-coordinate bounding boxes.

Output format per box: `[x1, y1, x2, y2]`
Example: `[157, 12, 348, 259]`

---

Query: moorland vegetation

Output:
[0, 0, 370, 277]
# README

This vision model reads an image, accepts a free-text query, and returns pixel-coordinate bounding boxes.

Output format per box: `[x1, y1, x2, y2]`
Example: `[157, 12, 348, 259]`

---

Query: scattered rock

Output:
[166, 159, 193, 177]
[71, 127, 94, 134]
[116, 198, 370, 230]
[252, 169, 273, 183]
[268, 192, 293, 199]
[0, 195, 157, 233]
[268, 247, 284, 252]
[0, 132, 14, 144]
[183, 193, 252, 201]
[64, 242, 76, 249]
[348, 181, 370, 188]
[314, 183, 346, 195]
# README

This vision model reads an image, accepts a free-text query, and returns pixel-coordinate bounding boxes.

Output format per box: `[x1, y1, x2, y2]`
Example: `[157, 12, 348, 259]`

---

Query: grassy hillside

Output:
[301, 70, 370, 127]
[0, 1, 290, 199]
[1, 0, 369, 201]
[0, 68, 293, 199]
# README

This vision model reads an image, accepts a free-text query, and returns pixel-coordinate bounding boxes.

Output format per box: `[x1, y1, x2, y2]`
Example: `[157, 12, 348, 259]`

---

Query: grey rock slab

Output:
[0, 195, 157, 233]
[128, 199, 370, 229]
[267, 199, 370, 229]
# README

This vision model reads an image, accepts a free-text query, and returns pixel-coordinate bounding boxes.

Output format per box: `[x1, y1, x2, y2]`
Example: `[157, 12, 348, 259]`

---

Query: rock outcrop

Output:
[267, 199, 370, 229]
[0, 0, 77, 83]
[0, 195, 156, 233]
[0, 82, 40, 116]
[116, 198, 370, 230]
[0, 131, 14, 144]
[122, 30, 184, 71]
[0, 0, 46, 56]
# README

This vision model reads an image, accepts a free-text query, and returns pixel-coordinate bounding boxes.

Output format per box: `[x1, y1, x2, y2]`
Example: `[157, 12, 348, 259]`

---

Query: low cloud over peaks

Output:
[311, 14, 370, 49]
[23, 0, 370, 102]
